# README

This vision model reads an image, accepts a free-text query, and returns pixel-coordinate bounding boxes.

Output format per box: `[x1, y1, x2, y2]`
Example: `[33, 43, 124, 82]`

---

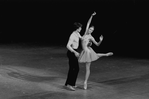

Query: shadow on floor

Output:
[10, 91, 72, 99]
[7, 71, 60, 82]
[99, 73, 149, 85]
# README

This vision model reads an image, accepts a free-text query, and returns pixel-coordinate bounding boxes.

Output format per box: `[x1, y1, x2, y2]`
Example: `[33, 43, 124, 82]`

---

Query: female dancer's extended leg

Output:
[97, 52, 113, 57]
[84, 62, 91, 90]
[83, 52, 113, 90]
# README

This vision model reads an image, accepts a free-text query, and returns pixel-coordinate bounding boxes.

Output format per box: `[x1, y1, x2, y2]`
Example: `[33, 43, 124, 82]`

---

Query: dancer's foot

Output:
[73, 85, 77, 88]
[107, 52, 113, 56]
[65, 85, 75, 91]
[84, 82, 87, 90]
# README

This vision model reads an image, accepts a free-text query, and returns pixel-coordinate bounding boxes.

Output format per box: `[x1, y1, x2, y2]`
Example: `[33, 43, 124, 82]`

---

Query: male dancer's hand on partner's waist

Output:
[74, 52, 79, 57]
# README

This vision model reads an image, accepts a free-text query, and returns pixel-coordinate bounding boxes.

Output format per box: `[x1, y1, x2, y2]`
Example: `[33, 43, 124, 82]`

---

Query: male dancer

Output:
[65, 22, 82, 91]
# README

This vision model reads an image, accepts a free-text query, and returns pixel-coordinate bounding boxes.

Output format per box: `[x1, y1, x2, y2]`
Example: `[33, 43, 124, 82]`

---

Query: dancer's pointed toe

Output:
[84, 82, 87, 90]
[108, 52, 113, 56]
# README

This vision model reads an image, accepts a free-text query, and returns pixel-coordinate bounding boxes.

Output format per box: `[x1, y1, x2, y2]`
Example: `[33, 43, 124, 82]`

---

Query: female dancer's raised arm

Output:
[84, 12, 96, 36]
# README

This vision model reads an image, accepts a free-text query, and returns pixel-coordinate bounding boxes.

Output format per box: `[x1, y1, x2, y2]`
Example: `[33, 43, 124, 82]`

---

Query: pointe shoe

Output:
[84, 82, 87, 90]
[107, 52, 113, 56]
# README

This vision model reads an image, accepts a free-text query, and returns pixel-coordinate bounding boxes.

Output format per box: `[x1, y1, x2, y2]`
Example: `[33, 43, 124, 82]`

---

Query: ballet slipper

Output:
[66, 85, 75, 91]
[107, 52, 113, 56]
[73, 85, 78, 88]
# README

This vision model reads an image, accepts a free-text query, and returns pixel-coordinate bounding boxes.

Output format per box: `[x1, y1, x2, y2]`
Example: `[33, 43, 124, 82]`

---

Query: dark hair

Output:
[90, 26, 94, 29]
[74, 22, 82, 29]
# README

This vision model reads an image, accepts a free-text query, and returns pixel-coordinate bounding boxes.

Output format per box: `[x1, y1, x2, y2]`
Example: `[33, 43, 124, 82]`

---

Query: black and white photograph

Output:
[0, 0, 149, 98]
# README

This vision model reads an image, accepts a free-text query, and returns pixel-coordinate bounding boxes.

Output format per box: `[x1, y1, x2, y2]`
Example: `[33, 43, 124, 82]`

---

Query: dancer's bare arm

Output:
[84, 12, 96, 36]
[91, 35, 103, 46]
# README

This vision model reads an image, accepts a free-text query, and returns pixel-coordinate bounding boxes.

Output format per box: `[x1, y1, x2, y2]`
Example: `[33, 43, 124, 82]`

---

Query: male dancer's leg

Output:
[71, 55, 79, 86]
[65, 50, 79, 86]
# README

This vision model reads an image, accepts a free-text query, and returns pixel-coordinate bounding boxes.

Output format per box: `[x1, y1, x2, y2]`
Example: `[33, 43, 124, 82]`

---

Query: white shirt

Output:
[67, 31, 81, 49]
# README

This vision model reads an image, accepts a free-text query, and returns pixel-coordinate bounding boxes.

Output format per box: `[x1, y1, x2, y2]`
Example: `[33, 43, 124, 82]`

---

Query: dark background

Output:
[0, 0, 149, 58]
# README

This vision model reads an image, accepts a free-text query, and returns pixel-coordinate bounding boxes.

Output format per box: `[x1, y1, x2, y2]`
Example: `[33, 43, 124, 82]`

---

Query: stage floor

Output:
[0, 46, 149, 99]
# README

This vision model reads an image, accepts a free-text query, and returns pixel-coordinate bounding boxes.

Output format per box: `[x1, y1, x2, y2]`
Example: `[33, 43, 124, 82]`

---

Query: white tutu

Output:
[79, 47, 100, 63]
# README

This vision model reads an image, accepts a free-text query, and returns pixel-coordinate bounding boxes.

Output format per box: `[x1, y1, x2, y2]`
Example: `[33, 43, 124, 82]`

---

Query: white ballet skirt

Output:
[78, 35, 101, 63]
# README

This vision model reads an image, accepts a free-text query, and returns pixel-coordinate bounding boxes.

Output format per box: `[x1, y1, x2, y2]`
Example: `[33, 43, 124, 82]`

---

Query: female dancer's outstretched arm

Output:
[91, 35, 103, 46]
[84, 12, 96, 36]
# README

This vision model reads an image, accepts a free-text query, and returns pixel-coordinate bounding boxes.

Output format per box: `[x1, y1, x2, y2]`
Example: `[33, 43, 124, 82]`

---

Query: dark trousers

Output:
[65, 50, 79, 86]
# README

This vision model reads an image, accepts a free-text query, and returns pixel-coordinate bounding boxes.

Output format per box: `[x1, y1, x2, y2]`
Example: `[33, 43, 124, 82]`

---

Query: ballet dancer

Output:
[79, 12, 113, 90]
[65, 22, 82, 91]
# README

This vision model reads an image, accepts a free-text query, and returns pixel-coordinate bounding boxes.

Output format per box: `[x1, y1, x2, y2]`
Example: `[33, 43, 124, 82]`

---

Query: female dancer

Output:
[79, 12, 113, 90]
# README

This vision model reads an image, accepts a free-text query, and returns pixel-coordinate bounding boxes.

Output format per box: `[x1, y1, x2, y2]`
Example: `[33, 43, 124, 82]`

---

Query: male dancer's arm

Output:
[66, 37, 80, 57]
